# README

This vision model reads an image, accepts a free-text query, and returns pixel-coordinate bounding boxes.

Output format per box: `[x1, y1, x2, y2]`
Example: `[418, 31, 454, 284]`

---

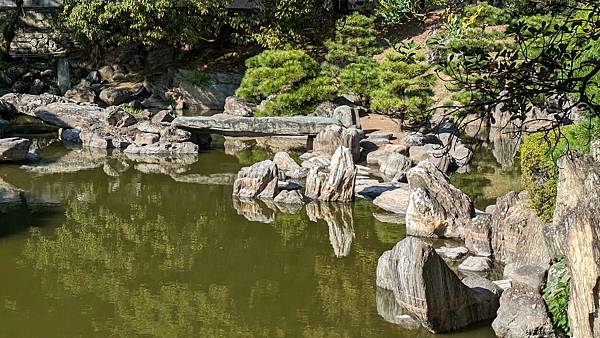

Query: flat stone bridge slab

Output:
[171, 115, 342, 137]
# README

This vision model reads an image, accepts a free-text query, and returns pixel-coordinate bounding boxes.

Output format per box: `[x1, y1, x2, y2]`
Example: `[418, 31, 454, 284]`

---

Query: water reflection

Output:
[307, 201, 355, 258]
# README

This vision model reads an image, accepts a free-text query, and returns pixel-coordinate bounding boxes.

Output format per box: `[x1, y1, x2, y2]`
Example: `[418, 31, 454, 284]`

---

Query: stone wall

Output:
[8, 8, 72, 56]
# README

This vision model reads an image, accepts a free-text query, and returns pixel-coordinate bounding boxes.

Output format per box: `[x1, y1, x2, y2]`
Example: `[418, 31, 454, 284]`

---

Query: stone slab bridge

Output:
[172, 115, 342, 147]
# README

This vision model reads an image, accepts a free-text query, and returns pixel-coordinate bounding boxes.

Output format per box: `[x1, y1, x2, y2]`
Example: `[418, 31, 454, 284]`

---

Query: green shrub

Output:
[463, 2, 510, 25]
[520, 118, 600, 221]
[376, 0, 423, 24]
[369, 51, 434, 123]
[236, 50, 319, 102]
[339, 61, 380, 102]
[258, 76, 336, 117]
[541, 254, 570, 335]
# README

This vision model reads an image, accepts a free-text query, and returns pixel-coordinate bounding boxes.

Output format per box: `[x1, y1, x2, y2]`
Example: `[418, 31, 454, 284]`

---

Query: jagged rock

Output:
[0, 93, 70, 119]
[551, 153, 600, 338]
[591, 139, 600, 161]
[124, 142, 198, 155]
[372, 184, 410, 215]
[79, 129, 132, 149]
[224, 96, 256, 117]
[301, 155, 331, 170]
[313, 125, 363, 161]
[405, 161, 474, 238]
[159, 127, 192, 143]
[273, 152, 300, 172]
[450, 142, 473, 168]
[106, 107, 137, 128]
[0, 137, 32, 162]
[459, 256, 491, 272]
[465, 214, 493, 257]
[134, 132, 160, 146]
[274, 190, 307, 205]
[492, 265, 556, 338]
[408, 143, 452, 172]
[355, 181, 403, 200]
[232, 160, 279, 199]
[376, 237, 500, 333]
[149, 110, 174, 124]
[305, 146, 356, 202]
[404, 132, 442, 147]
[436, 246, 469, 260]
[313, 101, 336, 117]
[379, 152, 412, 182]
[99, 87, 133, 106]
[64, 80, 96, 103]
[285, 166, 310, 179]
[489, 191, 553, 267]
[366, 144, 408, 165]
[332, 105, 361, 128]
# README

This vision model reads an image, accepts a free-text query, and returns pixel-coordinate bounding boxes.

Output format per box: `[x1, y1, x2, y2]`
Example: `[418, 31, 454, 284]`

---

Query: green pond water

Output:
[0, 136, 519, 338]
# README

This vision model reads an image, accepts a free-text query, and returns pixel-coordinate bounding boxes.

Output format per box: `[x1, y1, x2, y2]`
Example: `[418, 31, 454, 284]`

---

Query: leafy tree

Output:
[370, 47, 435, 126]
[376, 0, 425, 24]
[339, 61, 380, 102]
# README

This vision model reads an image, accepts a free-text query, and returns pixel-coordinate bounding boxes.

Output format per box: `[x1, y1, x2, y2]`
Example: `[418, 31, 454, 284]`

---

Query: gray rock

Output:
[355, 181, 404, 200]
[99, 87, 133, 106]
[224, 96, 256, 117]
[0, 177, 23, 205]
[372, 184, 410, 215]
[379, 152, 413, 182]
[285, 166, 310, 179]
[377, 237, 500, 333]
[64, 80, 96, 103]
[366, 144, 408, 165]
[450, 142, 473, 168]
[0, 137, 32, 162]
[409, 143, 452, 173]
[459, 256, 491, 272]
[0, 93, 69, 118]
[273, 152, 300, 172]
[405, 161, 474, 238]
[151, 110, 175, 124]
[134, 132, 160, 146]
[232, 160, 279, 199]
[305, 146, 356, 202]
[159, 127, 192, 143]
[106, 107, 137, 128]
[436, 246, 469, 260]
[465, 214, 493, 257]
[274, 190, 307, 205]
[332, 105, 361, 128]
[59, 128, 82, 147]
[301, 155, 331, 170]
[313, 125, 363, 161]
[31, 102, 105, 129]
[404, 132, 441, 147]
[591, 139, 600, 162]
[173, 71, 241, 111]
[313, 101, 336, 117]
[360, 137, 391, 151]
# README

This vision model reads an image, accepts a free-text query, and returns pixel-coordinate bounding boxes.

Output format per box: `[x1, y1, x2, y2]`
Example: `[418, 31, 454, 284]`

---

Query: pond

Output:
[0, 132, 520, 337]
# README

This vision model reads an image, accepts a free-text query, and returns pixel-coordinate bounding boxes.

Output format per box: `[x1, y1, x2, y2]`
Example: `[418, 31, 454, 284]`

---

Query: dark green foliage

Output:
[520, 118, 600, 221]
[339, 61, 380, 102]
[463, 2, 510, 25]
[370, 50, 435, 122]
[323, 14, 382, 75]
[376, 0, 424, 24]
[541, 254, 571, 335]
[236, 50, 319, 101]
[258, 76, 337, 116]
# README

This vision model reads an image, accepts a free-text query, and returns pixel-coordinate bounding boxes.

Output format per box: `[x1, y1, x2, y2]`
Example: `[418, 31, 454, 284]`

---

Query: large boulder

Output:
[64, 80, 97, 103]
[273, 152, 300, 172]
[31, 103, 105, 129]
[305, 146, 356, 202]
[552, 153, 600, 338]
[464, 214, 493, 257]
[488, 191, 553, 267]
[405, 161, 474, 238]
[223, 96, 256, 117]
[232, 160, 279, 199]
[0, 93, 69, 118]
[332, 105, 362, 128]
[313, 125, 363, 161]
[372, 184, 410, 215]
[408, 143, 452, 173]
[366, 144, 408, 165]
[379, 152, 412, 182]
[376, 237, 500, 333]
[0, 137, 32, 162]
[492, 265, 556, 338]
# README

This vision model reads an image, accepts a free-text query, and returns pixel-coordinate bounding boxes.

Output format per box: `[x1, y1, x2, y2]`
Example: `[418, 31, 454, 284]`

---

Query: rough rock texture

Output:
[31, 103, 105, 129]
[408, 144, 452, 173]
[0, 177, 22, 205]
[591, 139, 600, 162]
[0, 93, 69, 118]
[313, 125, 363, 161]
[405, 161, 474, 238]
[124, 142, 199, 155]
[492, 265, 556, 338]
[232, 160, 279, 199]
[332, 105, 361, 128]
[172, 115, 341, 136]
[173, 71, 241, 111]
[232, 197, 275, 224]
[552, 153, 600, 338]
[436, 246, 468, 260]
[0, 137, 31, 162]
[489, 191, 553, 267]
[305, 146, 356, 202]
[459, 256, 491, 272]
[99, 87, 133, 106]
[273, 152, 300, 172]
[106, 107, 137, 128]
[366, 144, 407, 165]
[355, 181, 403, 200]
[379, 152, 412, 182]
[274, 190, 307, 205]
[464, 214, 493, 257]
[376, 237, 500, 333]
[223, 96, 256, 117]
[373, 184, 410, 215]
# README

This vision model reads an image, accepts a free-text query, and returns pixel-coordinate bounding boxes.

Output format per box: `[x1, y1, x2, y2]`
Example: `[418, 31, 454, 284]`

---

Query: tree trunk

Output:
[0, 0, 23, 61]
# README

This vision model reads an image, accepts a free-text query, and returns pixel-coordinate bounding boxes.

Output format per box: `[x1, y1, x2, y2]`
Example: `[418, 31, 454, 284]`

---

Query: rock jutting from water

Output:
[305, 146, 356, 202]
[376, 237, 500, 333]
[0, 137, 32, 162]
[232, 160, 279, 199]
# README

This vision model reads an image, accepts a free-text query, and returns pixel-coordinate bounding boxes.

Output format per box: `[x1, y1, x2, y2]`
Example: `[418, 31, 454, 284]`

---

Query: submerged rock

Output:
[0, 137, 32, 162]
[405, 161, 474, 238]
[376, 237, 500, 333]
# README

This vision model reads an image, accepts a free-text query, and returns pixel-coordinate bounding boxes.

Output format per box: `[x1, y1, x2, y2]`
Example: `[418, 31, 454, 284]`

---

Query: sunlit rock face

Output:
[305, 146, 356, 203]
[376, 237, 500, 333]
[312, 125, 363, 161]
[232, 160, 279, 199]
[405, 161, 474, 238]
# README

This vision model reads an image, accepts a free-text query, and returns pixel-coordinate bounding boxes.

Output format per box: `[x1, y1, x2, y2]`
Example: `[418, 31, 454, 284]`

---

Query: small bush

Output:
[258, 76, 336, 117]
[463, 2, 510, 25]
[339, 61, 380, 102]
[376, 0, 424, 24]
[541, 254, 570, 335]
[520, 118, 600, 221]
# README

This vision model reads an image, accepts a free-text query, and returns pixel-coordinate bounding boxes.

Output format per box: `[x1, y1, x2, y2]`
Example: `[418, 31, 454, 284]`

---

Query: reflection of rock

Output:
[0, 177, 23, 205]
[372, 212, 405, 224]
[21, 148, 108, 174]
[377, 237, 500, 333]
[125, 153, 198, 176]
[170, 173, 236, 185]
[489, 128, 520, 168]
[232, 197, 275, 224]
[103, 158, 130, 177]
[306, 201, 354, 258]
[124, 141, 199, 154]
[0, 137, 31, 162]
[405, 161, 474, 238]
[376, 287, 421, 329]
